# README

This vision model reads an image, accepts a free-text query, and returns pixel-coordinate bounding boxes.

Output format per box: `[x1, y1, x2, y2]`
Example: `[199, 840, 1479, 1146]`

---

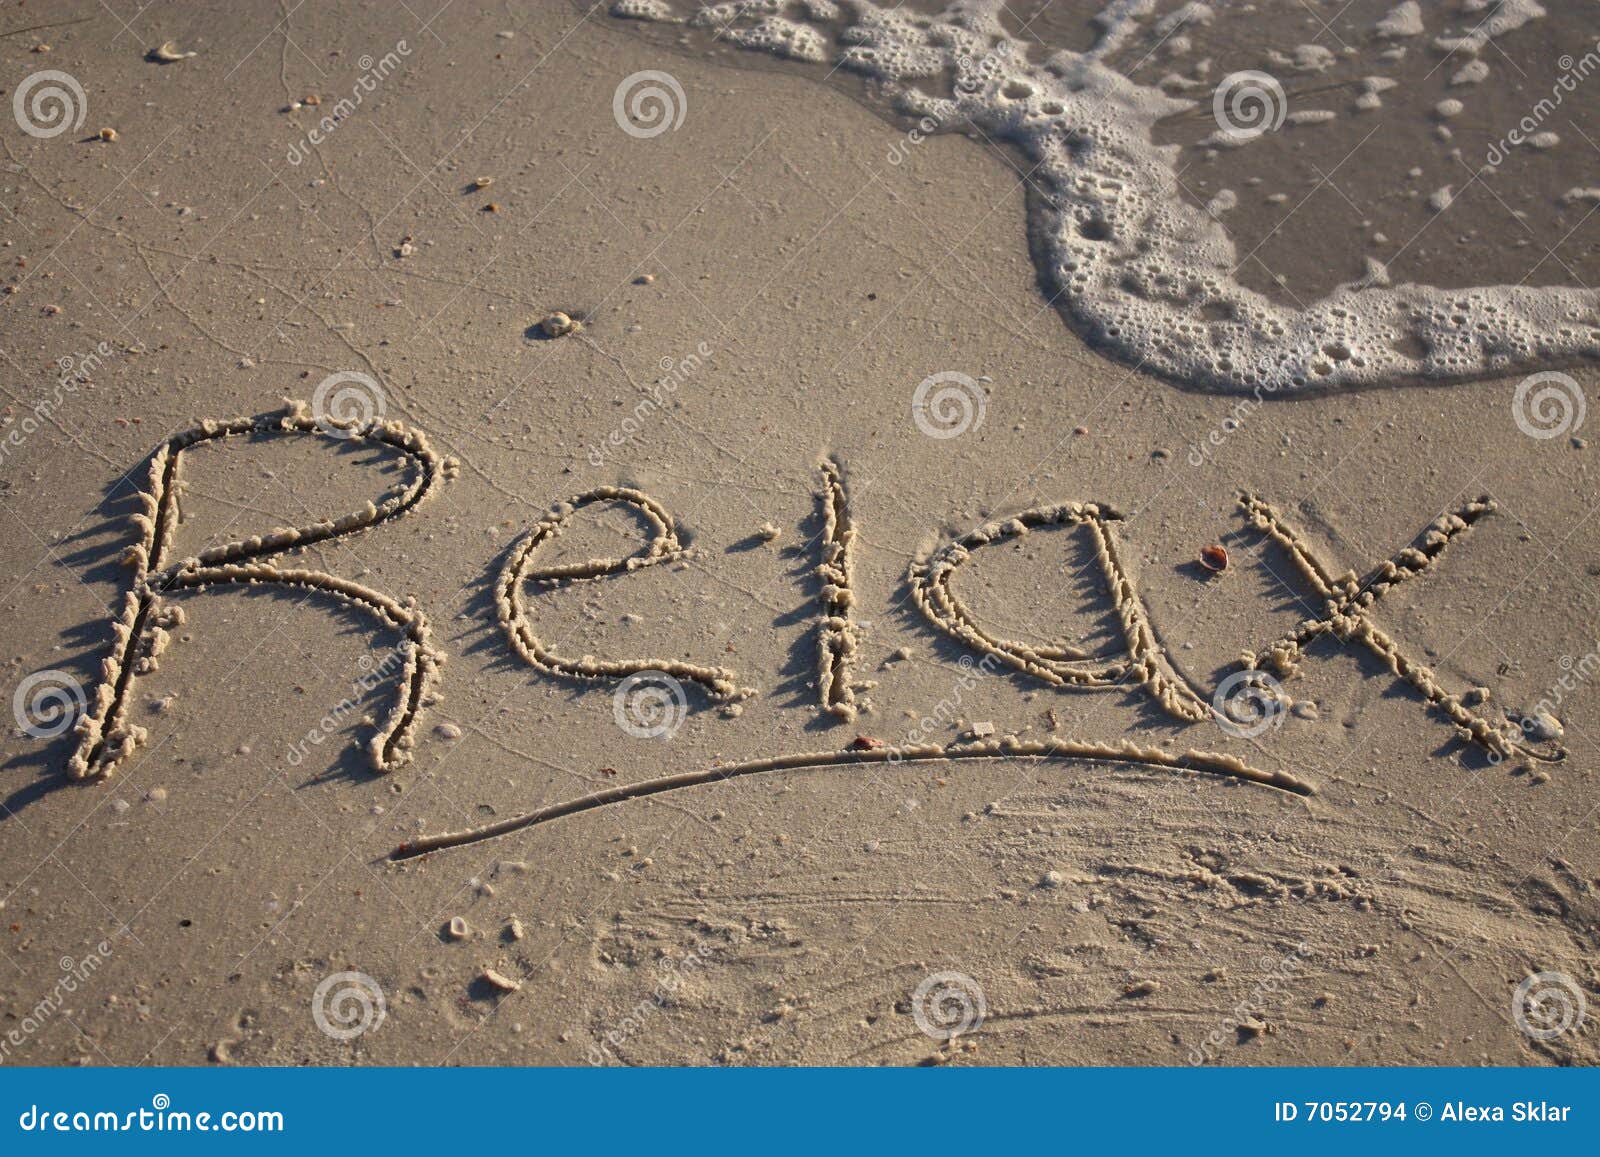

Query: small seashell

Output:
[471, 176, 494, 190]
[150, 41, 197, 63]
[303, 94, 321, 106]
[850, 735, 885, 751]
[481, 967, 521, 993]
[1524, 710, 1563, 742]
[540, 311, 580, 338]
[435, 722, 462, 740]
[482, 202, 501, 213]
[98, 127, 118, 142]
[1199, 544, 1229, 572]
[446, 916, 470, 941]
[757, 522, 780, 541]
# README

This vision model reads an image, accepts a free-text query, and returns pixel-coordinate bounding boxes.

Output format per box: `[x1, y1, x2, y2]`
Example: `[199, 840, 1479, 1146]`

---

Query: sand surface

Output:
[1, 0, 1597, 1066]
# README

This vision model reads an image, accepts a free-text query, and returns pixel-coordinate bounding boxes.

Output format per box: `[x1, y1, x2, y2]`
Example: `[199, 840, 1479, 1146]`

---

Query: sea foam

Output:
[612, 0, 1599, 395]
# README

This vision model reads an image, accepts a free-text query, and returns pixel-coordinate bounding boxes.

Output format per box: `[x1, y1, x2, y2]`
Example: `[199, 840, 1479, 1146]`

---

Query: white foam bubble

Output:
[1375, 2, 1424, 40]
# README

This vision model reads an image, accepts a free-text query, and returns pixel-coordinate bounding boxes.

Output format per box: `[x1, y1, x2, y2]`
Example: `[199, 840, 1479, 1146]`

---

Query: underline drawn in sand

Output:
[67, 400, 455, 781]
[494, 486, 753, 703]
[816, 458, 865, 721]
[388, 736, 1314, 860]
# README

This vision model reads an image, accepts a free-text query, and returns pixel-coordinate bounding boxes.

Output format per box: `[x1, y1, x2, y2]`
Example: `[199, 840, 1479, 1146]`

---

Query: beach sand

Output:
[1, 0, 1596, 1065]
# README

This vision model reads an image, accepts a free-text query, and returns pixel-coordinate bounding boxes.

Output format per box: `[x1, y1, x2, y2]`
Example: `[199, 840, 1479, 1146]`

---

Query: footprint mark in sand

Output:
[495, 487, 753, 702]
[69, 400, 455, 780]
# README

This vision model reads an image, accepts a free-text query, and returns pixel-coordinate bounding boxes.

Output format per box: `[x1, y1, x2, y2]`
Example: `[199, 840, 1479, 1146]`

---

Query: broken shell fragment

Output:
[540, 311, 581, 338]
[150, 41, 197, 62]
[850, 735, 885, 751]
[446, 916, 470, 941]
[482, 968, 521, 993]
[1524, 710, 1563, 742]
[1199, 544, 1229, 572]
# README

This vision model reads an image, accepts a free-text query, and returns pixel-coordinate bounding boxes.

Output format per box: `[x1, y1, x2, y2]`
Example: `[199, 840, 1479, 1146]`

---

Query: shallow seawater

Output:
[598, 0, 1600, 395]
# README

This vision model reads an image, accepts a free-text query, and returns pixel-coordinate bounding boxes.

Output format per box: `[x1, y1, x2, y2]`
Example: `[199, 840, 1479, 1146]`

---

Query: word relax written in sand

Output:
[58, 403, 1555, 857]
